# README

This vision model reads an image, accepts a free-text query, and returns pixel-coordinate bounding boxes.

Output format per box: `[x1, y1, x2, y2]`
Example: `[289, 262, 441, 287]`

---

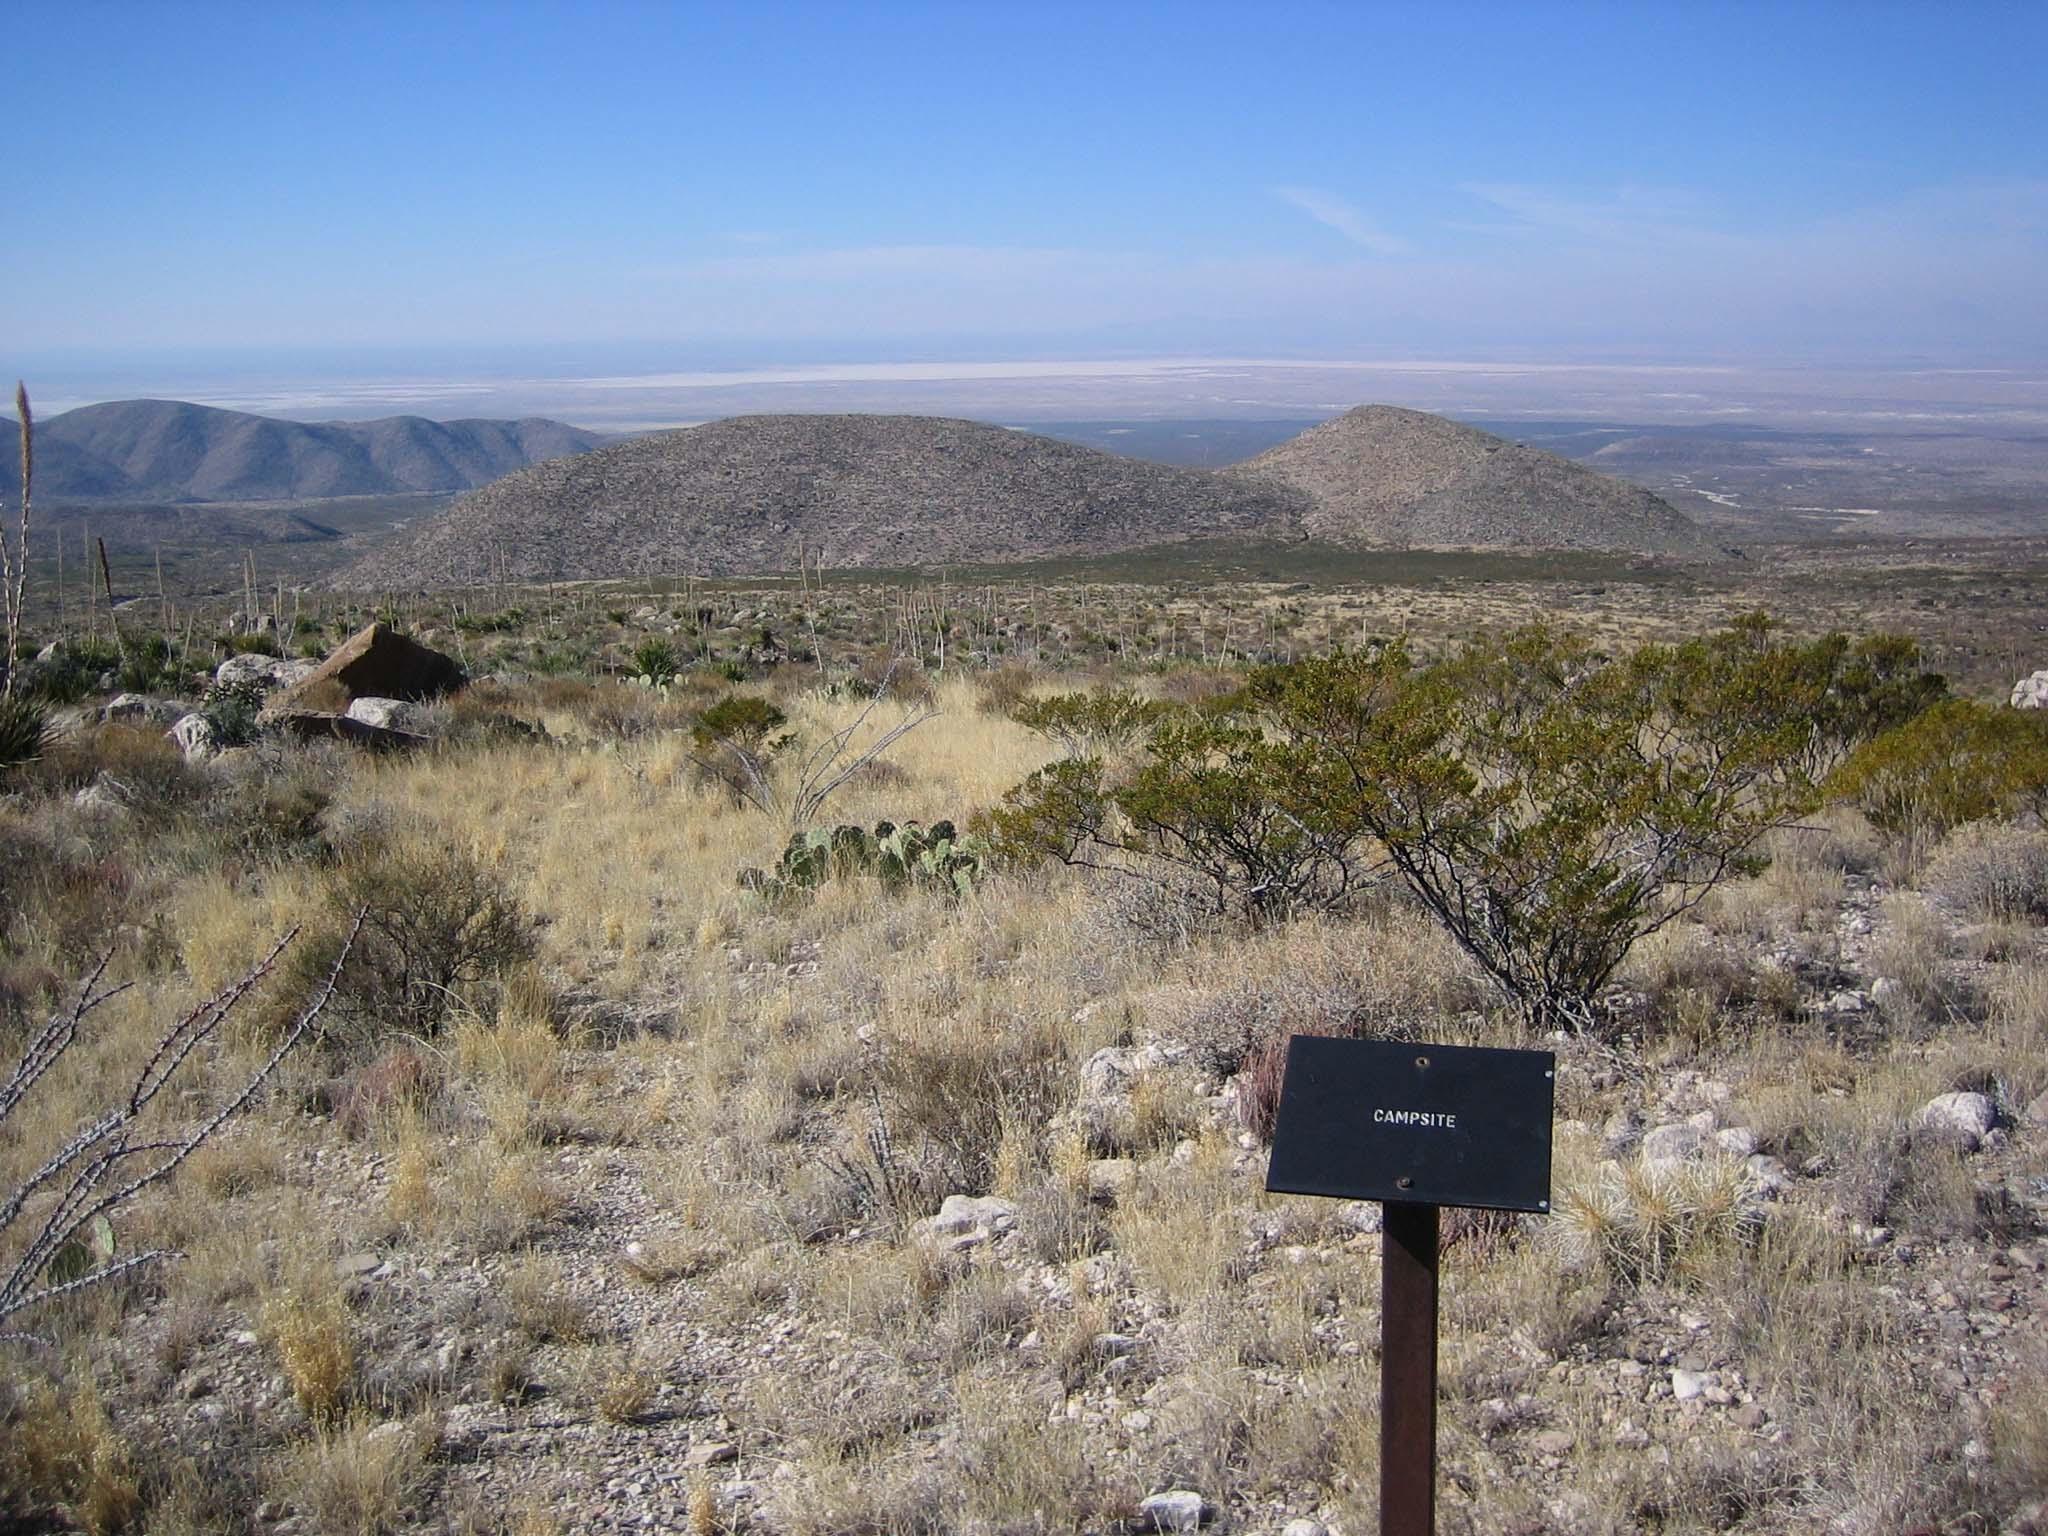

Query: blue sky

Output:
[5, 1, 2045, 366]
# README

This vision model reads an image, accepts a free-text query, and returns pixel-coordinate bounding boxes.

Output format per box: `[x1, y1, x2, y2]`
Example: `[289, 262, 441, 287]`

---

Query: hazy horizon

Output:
[5, 3, 2043, 380]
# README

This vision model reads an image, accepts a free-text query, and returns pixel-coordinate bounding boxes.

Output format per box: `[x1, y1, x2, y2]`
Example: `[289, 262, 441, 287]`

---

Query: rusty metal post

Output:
[1381, 1200, 1439, 1535]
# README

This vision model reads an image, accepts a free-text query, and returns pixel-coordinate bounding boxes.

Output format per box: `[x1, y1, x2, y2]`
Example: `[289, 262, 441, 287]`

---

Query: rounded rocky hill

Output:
[1230, 404, 1710, 554]
[341, 414, 1308, 585]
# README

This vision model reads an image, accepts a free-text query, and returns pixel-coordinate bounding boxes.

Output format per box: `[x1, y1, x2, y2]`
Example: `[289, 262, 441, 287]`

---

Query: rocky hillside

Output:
[1231, 404, 1710, 554]
[340, 414, 1309, 586]
[0, 399, 604, 502]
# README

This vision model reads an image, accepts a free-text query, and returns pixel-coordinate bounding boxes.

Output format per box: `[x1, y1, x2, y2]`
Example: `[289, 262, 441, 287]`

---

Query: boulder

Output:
[1137, 1491, 1211, 1532]
[101, 692, 150, 722]
[1917, 1091, 1996, 1150]
[344, 696, 427, 732]
[2012, 669, 2048, 710]
[168, 712, 217, 762]
[911, 1194, 1017, 1252]
[269, 711, 430, 752]
[268, 623, 462, 714]
[215, 654, 316, 693]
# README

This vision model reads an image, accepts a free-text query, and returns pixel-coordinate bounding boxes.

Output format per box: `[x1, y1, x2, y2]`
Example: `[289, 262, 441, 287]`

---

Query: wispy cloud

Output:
[1273, 186, 1410, 255]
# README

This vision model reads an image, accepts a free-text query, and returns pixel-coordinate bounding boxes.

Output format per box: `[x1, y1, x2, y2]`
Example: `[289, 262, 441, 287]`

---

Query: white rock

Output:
[1138, 1490, 1209, 1532]
[1671, 1368, 1708, 1402]
[1917, 1091, 1996, 1149]
[1640, 1121, 1710, 1168]
[345, 696, 423, 731]
[914, 1194, 1018, 1248]
[168, 712, 217, 761]
[1281, 1522, 1329, 1536]
[102, 692, 150, 722]
[1745, 1154, 1794, 1196]
[2012, 669, 2048, 710]
[1871, 976, 1903, 1007]
[1714, 1127, 1759, 1159]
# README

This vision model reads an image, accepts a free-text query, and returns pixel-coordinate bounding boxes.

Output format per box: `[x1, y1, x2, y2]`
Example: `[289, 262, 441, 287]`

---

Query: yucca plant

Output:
[0, 690, 48, 773]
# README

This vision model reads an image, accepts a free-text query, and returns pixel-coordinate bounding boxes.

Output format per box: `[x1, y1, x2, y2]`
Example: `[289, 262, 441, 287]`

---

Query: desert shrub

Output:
[989, 714, 1370, 925]
[1923, 823, 2048, 921]
[1010, 689, 1168, 759]
[115, 635, 179, 694]
[220, 630, 280, 657]
[631, 635, 679, 684]
[1828, 698, 2048, 843]
[22, 640, 120, 704]
[199, 676, 267, 749]
[1251, 620, 1831, 1031]
[872, 1014, 1071, 1200]
[292, 839, 533, 1046]
[971, 663, 1036, 717]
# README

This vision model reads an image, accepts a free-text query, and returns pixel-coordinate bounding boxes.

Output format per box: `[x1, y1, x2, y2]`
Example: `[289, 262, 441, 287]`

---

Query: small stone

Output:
[1531, 1428, 1575, 1456]
[1093, 1333, 1140, 1359]
[1137, 1490, 1210, 1532]
[1640, 1121, 1709, 1168]
[1732, 1403, 1770, 1430]
[1086, 1159, 1137, 1203]
[1335, 1200, 1383, 1234]
[1713, 1127, 1759, 1159]
[178, 1371, 215, 1400]
[2021, 1090, 2048, 1130]
[335, 1251, 382, 1279]
[684, 1442, 738, 1468]
[1281, 1522, 1329, 1536]
[1917, 1092, 1996, 1149]
[1122, 1409, 1153, 1433]
[1670, 1369, 1708, 1402]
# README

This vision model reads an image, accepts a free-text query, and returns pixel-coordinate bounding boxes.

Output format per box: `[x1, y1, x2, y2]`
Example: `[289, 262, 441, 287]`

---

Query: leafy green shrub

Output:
[1251, 623, 1826, 1031]
[1010, 690, 1168, 759]
[990, 709, 1377, 926]
[221, 631, 281, 657]
[23, 640, 119, 704]
[116, 635, 179, 694]
[1827, 699, 2048, 843]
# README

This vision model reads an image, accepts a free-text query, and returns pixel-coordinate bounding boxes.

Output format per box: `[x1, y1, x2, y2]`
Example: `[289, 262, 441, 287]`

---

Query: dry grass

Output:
[9, 597, 2047, 1534]
[276, 1414, 428, 1536]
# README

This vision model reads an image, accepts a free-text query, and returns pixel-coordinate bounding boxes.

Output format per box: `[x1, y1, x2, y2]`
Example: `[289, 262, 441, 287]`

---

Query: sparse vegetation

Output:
[2, 552, 2043, 1536]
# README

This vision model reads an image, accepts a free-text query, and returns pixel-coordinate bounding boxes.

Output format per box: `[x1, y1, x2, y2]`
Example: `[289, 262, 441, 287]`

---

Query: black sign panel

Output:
[1264, 1036, 1555, 1213]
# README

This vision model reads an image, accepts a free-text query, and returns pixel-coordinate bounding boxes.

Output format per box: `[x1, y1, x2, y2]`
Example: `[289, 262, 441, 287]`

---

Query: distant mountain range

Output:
[0, 399, 606, 502]
[340, 406, 1708, 587]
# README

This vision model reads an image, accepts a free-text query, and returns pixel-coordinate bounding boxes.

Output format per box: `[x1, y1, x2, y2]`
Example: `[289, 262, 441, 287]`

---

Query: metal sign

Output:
[1264, 1036, 1556, 1214]
[1263, 1035, 1558, 1536]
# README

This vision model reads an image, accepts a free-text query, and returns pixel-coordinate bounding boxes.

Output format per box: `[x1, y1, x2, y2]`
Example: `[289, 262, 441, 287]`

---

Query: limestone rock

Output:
[1086, 1159, 1137, 1204]
[169, 712, 217, 761]
[1641, 1116, 1713, 1169]
[344, 696, 428, 732]
[266, 622, 464, 715]
[101, 692, 149, 722]
[2012, 669, 2048, 710]
[913, 1194, 1017, 1251]
[1137, 1490, 1210, 1532]
[1917, 1091, 1996, 1149]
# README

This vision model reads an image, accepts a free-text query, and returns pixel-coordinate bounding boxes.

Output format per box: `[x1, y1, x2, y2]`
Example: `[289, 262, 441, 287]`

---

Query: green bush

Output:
[23, 640, 119, 704]
[1009, 690, 1168, 759]
[199, 677, 267, 748]
[1827, 699, 2048, 842]
[1251, 623, 1826, 1031]
[631, 636, 679, 685]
